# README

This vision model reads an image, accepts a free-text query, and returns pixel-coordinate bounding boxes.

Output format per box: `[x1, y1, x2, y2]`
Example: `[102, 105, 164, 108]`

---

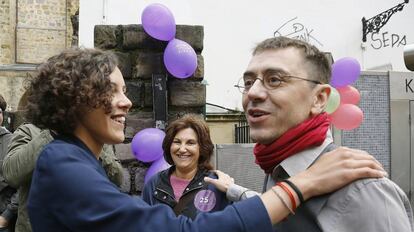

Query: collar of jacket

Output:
[0, 127, 10, 137]
[154, 167, 210, 206]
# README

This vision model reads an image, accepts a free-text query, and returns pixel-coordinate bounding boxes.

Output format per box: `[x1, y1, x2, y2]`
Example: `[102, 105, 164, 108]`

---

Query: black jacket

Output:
[142, 167, 230, 219]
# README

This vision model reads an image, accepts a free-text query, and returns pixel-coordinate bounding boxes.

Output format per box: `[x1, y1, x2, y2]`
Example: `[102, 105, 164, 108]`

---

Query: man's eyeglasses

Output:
[234, 72, 321, 94]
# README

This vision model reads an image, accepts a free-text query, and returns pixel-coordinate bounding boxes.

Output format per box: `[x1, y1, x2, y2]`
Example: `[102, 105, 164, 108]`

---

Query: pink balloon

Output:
[131, 128, 165, 162]
[329, 104, 363, 130]
[141, 3, 176, 41]
[337, 85, 360, 105]
[144, 157, 171, 183]
[164, 39, 197, 79]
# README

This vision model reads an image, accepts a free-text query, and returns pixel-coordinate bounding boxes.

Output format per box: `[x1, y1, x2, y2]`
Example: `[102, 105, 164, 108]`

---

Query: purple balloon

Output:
[131, 128, 165, 162]
[144, 157, 171, 183]
[141, 3, 176, 41]
[164, 39, 198, 79]
[330, 57, 361, 88]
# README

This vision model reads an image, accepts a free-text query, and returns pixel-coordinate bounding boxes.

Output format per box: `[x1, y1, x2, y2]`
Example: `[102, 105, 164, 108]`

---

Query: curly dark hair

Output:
[163, 114, 214, 171]
[253, 36, 331, 84]
[25, 48, 118, 134]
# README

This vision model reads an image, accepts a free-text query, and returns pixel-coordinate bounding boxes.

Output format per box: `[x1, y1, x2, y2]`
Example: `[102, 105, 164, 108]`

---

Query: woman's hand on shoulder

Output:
[289, 146, 387, 200]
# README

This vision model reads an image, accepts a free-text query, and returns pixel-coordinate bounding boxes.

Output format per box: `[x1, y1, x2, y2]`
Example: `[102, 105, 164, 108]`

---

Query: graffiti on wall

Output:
[370, 31, 407, 49]
[273, 17, 323, 47]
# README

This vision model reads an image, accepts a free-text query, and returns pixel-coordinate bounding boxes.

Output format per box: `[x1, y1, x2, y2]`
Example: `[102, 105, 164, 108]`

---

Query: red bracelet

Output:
[276, 182, 297, 211]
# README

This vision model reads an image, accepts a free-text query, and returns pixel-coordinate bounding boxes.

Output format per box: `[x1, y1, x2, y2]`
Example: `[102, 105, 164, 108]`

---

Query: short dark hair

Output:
[253, 36, 331, 84]
[0, 94, 6, 112]
[25, 48, 118, 134]
[162, 114, 214, 171]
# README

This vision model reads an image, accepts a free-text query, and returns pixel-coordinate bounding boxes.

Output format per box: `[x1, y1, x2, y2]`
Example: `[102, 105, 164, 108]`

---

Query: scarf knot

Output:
[254, 113, 330, 174]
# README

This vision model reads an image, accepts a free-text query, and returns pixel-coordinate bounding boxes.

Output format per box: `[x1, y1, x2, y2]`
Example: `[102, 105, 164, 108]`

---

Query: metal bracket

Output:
[362, 0, 409, 42]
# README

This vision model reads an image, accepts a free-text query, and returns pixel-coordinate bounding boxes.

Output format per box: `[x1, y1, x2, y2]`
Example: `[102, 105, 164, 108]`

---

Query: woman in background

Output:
[143, 114, 230, 219]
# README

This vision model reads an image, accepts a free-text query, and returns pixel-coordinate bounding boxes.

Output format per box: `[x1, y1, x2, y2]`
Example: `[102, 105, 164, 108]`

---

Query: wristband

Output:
[283, 179, 305, 205]
[276, 182, 297, 211]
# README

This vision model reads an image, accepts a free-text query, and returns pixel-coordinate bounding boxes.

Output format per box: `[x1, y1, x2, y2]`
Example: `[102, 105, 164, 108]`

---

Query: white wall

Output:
[80, 0, 414, 109]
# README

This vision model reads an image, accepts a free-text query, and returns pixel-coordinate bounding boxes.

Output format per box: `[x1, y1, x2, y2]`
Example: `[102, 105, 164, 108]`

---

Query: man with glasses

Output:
[208, 36, 413, 231]
[0, 94, 17, 232]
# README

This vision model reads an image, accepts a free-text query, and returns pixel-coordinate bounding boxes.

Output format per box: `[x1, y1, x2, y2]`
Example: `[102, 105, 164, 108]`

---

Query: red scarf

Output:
[254, 113, 330, 174]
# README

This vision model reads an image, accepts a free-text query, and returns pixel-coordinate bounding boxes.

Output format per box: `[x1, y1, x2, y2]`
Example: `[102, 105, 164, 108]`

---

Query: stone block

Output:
[193, 55, 204, 79]
[175, 25, 204, 53]
[133, 54, 203, 80]
[169, 80, 206, 107]
[133, 52, 166, 79]
[125, 80, 144, 109]
[124, 111, 154, 139]
[114, 51, 131, 78]
[168, 107, 205, 121]
[114, 143, 134, 161]
[94, 25, 120, 49]
[122, 24, 167, 51]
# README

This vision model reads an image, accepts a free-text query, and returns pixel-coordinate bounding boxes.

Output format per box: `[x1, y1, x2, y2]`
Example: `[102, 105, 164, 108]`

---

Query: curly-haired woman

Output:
[26, 48, 385, 232]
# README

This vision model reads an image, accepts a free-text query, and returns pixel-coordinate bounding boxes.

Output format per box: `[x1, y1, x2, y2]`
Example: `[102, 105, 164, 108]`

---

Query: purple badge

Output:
[194, 190, 216, 212]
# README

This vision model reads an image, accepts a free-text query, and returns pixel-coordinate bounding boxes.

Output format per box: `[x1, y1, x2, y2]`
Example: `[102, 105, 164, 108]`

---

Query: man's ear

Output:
[310, 84, 330, 116]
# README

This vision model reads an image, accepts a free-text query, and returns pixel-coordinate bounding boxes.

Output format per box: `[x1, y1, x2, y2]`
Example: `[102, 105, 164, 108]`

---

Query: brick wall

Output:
[95, 24, 205, 195]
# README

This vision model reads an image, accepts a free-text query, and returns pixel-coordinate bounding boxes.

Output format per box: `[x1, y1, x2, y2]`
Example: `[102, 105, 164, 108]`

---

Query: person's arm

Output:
[3, 124, 53, 187]
[318, 178, 413, 231]
[100, 144, 123, 187]
[28, 146, 274, 232]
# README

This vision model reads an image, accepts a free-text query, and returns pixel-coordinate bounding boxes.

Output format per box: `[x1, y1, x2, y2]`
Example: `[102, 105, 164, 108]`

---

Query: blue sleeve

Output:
[29, 146, 273, 232]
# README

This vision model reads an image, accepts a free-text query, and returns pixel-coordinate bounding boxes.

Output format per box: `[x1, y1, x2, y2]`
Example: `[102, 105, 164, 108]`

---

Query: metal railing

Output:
[234, 120, 252, 143]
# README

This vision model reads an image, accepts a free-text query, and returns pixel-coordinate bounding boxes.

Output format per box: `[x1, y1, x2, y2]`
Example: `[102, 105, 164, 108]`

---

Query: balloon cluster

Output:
[131, 128, 171, 183]
[325, 57, 363, 130]
[141, 3, 197, 79]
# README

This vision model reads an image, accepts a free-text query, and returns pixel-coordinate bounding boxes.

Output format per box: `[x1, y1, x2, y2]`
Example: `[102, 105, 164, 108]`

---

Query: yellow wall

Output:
[207, 121, 236, 144]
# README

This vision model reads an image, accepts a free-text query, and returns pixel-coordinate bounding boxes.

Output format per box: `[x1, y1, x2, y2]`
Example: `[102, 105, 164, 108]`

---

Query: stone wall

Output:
[16, 0, 66, 63]
[95, 24, 205, 195]
[0, 0, 16, 64]
[0, 0, 79, 65]
[0, 0, 79, 114]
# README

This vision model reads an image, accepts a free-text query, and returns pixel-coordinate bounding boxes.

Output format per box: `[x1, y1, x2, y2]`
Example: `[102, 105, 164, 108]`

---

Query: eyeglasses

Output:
[234, 72, 321, 93]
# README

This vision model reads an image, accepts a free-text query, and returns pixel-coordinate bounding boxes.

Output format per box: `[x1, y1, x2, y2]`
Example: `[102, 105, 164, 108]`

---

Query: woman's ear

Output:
[310, 84, 330, 116]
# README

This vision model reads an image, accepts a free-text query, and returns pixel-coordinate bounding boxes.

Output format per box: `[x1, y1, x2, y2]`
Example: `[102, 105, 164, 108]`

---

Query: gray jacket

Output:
[228, 133, 414, 232]
[3, 123, 124, 232]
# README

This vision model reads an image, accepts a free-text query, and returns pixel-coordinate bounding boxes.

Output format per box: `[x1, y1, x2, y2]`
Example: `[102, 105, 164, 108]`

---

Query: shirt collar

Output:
[274, 130, 333, 178]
